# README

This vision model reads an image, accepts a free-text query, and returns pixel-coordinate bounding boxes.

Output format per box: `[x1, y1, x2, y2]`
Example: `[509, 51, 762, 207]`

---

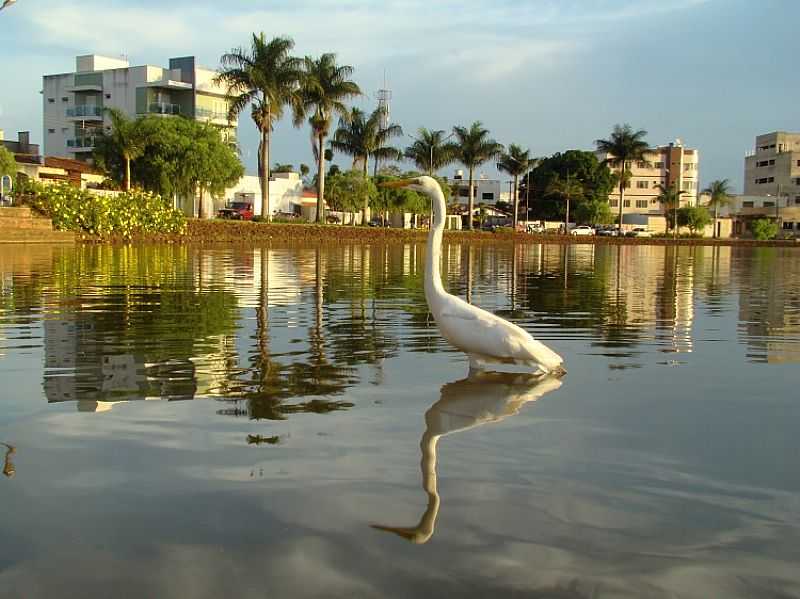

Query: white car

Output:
[627, 227, 652, 238]
[570, 225, 595, 236]
[526, 222, 545, 234]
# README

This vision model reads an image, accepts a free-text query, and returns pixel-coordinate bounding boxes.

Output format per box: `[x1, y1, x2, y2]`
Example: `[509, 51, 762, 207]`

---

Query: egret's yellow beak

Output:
[379, 178, 415, 189]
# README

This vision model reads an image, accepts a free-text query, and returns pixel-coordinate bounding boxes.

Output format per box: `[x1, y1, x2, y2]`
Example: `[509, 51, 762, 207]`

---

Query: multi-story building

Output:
[596, 140, 699, 218]
[743, 131, 800, 204]
[43, 54, 235, 161]
[449, 170, 502, 204]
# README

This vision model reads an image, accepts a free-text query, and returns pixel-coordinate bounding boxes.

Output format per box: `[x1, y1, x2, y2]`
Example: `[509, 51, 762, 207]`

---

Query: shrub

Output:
[751, 218, 777, 241]
[18, 180, 186, 238]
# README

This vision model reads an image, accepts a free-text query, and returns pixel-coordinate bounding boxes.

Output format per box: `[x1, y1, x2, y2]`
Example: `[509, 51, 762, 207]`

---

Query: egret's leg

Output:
[468, 355, 486, 375]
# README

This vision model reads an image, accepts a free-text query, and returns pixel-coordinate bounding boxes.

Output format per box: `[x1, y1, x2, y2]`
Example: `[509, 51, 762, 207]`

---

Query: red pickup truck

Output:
[217, 201, 254, 221]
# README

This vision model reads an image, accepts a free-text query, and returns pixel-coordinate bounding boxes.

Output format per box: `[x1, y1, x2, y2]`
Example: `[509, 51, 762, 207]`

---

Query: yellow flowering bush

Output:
[18, 180, 186, 238]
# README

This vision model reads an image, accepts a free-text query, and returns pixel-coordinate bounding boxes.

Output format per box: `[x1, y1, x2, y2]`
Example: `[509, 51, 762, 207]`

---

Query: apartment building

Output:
[743, 131, 800, 204]
[43, 54, 235, 161]
[596, 140, 699, 218]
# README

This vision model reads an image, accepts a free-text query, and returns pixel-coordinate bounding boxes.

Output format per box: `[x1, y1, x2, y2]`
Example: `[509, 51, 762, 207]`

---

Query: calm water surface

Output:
[1, 242, 799, 598]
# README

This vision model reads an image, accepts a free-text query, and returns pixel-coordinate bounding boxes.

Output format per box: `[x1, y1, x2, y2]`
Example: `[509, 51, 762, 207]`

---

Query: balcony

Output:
[66, 137, 98, 152]
[66, 105, 104, 119]
[195, 107, 230, 121]
[148, 102, 181, 115]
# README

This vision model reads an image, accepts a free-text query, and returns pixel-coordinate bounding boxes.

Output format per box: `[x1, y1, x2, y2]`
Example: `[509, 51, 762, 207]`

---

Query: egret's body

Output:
[0, 0, 16, 11]
[386, 176, 564, 374]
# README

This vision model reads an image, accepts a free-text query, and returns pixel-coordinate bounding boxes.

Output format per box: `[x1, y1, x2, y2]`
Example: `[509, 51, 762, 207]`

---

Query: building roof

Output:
[44, 156, 99, 174]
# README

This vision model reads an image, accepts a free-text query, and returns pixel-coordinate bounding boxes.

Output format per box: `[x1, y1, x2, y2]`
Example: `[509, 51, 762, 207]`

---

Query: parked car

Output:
[217, 201, 253, 221]
[570, 225, 595, 236]
[368, 217, 389, 227]
[526, 222, 545, 234]
[595, 226, 620, 237]
[627, 227, 652, 238]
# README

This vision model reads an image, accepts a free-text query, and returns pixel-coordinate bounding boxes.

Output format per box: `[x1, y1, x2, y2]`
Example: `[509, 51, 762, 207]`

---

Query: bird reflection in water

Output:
[371, 372, 563, 544]
[2, 443, 16, 478]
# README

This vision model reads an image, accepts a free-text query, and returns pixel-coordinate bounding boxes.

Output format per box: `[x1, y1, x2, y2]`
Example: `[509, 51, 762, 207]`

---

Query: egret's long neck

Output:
[425, 187, 447, 303]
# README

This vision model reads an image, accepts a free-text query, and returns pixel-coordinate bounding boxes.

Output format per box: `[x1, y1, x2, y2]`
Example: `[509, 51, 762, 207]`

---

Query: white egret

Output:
[382, 176, 564, 375]
[371, 372, 563, 543]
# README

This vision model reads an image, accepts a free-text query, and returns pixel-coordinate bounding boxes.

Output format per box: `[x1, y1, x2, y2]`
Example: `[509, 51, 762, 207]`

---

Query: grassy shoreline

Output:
[75, 219, 800, 247]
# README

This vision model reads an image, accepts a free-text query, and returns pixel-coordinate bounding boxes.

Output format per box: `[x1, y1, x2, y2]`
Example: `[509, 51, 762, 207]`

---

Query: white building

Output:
[449, 170, 502, 205]
[43, 54, 235, 161]
[213, 172, 305, 217]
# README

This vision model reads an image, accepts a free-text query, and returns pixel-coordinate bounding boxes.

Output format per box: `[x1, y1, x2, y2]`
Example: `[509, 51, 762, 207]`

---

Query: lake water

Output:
[1, 242, 799, 598]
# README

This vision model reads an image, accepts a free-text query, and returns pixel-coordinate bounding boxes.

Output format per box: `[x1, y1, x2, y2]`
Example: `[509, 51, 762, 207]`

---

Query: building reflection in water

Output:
[1, 242, 796, 415]
[371, 372, 563, 544]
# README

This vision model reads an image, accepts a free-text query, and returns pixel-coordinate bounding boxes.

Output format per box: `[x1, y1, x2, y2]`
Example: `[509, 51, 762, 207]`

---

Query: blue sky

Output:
[0, 0, 796, 191]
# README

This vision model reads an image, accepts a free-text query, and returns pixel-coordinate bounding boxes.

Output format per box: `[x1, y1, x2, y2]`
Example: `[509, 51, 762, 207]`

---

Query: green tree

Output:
[655, 183, 687, 236]
[451, 122, 504, 230]
[330, 106, 402, 222]
[497, 144, 531, 229]
[273, 163, 294, 173]
[0, 146, 15, 179]
[751, 218, 777, 240]
[296, 53, 361, 223]
[403, 128, 457, 176]
[325, 170, 376, 214]
[595, 124, 649, 232]
[99, 108, 149, 191]
[185, 122, 245, 218]
[547, 173, 584, 231]
[574, 199, 614, 225]
[678, 205, 711, 235]
[702, 178, 734, 238]
[525, 150, 614, 220]
[216, 34, 302, 220]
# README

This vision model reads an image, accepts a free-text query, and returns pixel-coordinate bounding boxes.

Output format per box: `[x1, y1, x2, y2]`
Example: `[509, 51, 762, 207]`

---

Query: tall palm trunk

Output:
[565, 197, 570, 234]
[124, 155, 131, 192]
[198, 186, 206, 219]
[618, 180, 624, 233]
[512, 174, 519, 230]
[713, 203, 719, 238]
[362, 155, 370, 225]
[316, 132, 326, 223]
[468, 166, 475, 231]
[259, 126, 270, 220]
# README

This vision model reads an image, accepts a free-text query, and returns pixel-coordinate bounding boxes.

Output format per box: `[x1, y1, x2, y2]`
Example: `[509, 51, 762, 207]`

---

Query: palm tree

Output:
[103, 108, 147, 192]
[547, 173, 584, 233]
[497, 144, 531, 229]
[703, 179, 733, 238]
[216, 34, 302, 220]
[330, 106, 402, 222]
[452, 122, 504, 230]
[595, 124, 649, 233]
[295, 54, 361, 223]
[404, 128, 457, 176]
[655, 182, 687, 237]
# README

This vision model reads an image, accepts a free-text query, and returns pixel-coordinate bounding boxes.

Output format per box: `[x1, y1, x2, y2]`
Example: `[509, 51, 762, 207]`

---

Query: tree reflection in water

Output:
[371, 372, 563, 544]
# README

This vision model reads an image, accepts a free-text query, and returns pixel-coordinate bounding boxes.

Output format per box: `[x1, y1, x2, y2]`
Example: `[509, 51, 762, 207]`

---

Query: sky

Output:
[0, 0, 797, 192]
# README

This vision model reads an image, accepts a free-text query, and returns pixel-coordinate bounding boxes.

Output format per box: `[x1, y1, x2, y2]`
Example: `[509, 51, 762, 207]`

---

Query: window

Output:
[654, 162, 664, 169]
[742, 201, 754, 208]
[795, 178, 800, 185]
[47, 98, 55, 103]
[795, 195, 800, 205]
[796, 160, 800, 167]
[610, 199, 618, 207]
[636, 161, 648, 169]
[635, 199, 648, 208]
[764, 201, 775, 208]
[683, 163, 695, 171]
[481, 192, 494, 200]
[623, 200, 631, 207]
[458, 188, 468, 197]
[783, 222, 795, 230]
[105, 94, 111, 99]
[61, 97, 68, 102]
[756, 159, 774, 167]
[636, 180, 649, 189]
[47, 128, 55, 134]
